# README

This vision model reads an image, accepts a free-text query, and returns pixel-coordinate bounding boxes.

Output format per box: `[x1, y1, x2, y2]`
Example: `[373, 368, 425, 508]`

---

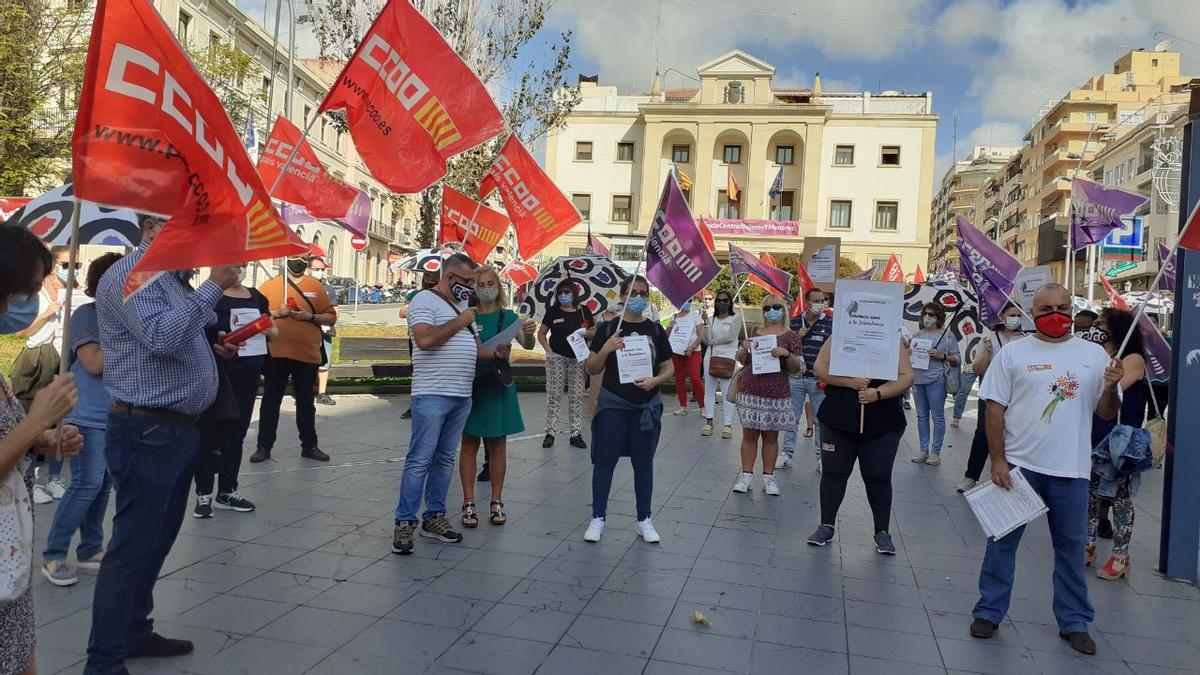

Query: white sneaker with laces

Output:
[911, 452, 929, 464]
[762, 474, 781, 496]
[584, 517, 605, 542]
[956, 477, 978, 493]
[637, 518, 661, 543]
[774, 454, 787, 469]
[32, 484, 52, 505]
[46, 477, 67, 500]
[732, 472, 753, 493]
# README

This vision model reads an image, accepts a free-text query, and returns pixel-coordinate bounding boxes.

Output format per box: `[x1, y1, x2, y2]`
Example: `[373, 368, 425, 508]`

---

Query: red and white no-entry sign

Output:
[350, 237, 367, 251]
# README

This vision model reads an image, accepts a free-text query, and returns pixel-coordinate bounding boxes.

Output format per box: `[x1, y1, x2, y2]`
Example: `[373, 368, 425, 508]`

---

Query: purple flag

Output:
[278, 189, 370, 239]
[852, 268, 875, 280]
[729, 242, 792, 299]
[645, 173, 721, 306]
[956, 215, 1022, 327]
[1156, 242, 1177, 292]
[588, 234, 611, 258]
[1137, 310, 1172, 381]
[1070, 179, 1148, 250]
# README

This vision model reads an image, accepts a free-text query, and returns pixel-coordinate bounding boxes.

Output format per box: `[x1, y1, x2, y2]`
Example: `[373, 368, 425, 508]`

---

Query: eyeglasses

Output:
[59, 262, 82, 270]
[762, 304, 784, 311]
[627, 289, 649, 297]
[923, 313, 938, 318]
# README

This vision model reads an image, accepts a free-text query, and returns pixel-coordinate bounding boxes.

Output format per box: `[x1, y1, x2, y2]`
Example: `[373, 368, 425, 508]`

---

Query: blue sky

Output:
[264, 0, 1200, 176]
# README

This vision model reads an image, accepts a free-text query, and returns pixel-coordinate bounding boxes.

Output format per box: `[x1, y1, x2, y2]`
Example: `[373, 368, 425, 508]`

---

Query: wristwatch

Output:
[875, 388, 883, 401]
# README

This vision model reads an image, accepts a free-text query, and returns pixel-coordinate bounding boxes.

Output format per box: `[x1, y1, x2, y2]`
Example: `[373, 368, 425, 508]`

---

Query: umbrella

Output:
[1120, 292, 1173, 314]
[5, 182, 148, 247]
[396, 247, 455, 273]
[518, 255, 631, 320]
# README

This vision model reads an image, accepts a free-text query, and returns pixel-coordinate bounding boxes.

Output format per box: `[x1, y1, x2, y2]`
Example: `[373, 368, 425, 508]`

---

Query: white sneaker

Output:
[732, 472, 753, 493]
[584, 517, 605, 542]
[720, 426, 733, 439]
[46, 477, 67, 500]
[925, 454, 942, 466]
[637, 518, 661, 543]
[762, 474, 781, 496]
[32, 484, 53, 505]
[956, 477, 978, 493]
[911, 452, 929, 464]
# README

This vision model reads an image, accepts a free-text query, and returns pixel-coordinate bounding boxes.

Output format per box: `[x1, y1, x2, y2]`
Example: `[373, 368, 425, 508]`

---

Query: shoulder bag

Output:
[0, 462, 33, 603]
[706, 317, 736, 380]
[286, 277, 330, 367]
[933, 311, 961, 395]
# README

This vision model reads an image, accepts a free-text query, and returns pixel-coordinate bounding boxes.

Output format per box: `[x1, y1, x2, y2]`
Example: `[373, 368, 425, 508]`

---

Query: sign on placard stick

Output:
[828, 280, 905, 431]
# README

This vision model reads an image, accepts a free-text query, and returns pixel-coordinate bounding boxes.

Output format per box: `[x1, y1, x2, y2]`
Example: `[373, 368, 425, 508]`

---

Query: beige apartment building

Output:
[929, 145, 1021, 271]
[544, 50, 939, 276]
[1018, 48, 1193, 285]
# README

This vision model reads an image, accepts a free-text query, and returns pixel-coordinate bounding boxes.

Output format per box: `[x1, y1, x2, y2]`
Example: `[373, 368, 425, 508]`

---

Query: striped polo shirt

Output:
[407, 290, 477, 397]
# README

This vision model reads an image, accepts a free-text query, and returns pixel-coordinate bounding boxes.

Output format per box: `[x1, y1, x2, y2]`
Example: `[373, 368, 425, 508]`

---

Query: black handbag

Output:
[475, 311, 515, 389]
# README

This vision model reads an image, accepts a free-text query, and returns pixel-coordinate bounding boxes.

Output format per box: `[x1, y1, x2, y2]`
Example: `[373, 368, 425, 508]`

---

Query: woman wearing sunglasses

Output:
[731, 296, 804, 496]
[583, 275, 674, 543]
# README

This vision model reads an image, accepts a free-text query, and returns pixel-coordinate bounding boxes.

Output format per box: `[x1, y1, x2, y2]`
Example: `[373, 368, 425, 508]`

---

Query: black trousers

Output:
[965, 398, 989, 481]
[818, 425, 903, 532]
[197, 357, 263, 494]
[256, 357, 319, 452]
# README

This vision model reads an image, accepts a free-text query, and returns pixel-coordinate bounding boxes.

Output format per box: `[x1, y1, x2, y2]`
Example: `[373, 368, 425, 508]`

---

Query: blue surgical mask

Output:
[626, 296, 648, 315]
[558, 293, 574, 306]
[680, 302, 691, 311]
[764, 308, 784, 323]
[0, 294, 39, 334]
[56, 269, 70, 282]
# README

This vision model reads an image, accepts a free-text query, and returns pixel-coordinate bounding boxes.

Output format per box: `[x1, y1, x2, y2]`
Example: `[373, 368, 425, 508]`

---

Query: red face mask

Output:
[1034, 311, 1072, 338]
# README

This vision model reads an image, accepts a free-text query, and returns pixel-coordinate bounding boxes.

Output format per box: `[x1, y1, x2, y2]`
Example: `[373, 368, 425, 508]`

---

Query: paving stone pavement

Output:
[30, 390, 1200, 674]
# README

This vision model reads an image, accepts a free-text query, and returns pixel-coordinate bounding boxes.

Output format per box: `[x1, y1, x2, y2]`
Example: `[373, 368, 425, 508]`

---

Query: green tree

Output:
[417, 186, 437, 248]
[186, 39, 267, 132]
[0, 0, 91, 195]
[838, 255, 862, 278]
[305, 0, 580, 228]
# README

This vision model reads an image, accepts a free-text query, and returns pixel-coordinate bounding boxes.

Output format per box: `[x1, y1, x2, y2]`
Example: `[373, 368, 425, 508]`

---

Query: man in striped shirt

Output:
[392, 254, 509, 555]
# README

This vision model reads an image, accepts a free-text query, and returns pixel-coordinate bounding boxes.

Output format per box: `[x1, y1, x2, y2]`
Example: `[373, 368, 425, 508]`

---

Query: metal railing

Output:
[368, 219, 396, 241]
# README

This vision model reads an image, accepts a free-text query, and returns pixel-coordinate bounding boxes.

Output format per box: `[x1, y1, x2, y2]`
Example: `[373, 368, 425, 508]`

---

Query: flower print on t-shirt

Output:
[1041, 372, 1080, 423]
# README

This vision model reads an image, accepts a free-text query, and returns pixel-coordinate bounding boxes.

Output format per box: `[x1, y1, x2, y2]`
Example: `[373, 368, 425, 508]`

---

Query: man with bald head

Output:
[968, 283, 1121, 655]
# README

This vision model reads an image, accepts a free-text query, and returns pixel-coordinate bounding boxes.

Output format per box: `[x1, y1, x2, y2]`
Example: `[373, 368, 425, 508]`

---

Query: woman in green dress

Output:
[460, 265, 536, 527]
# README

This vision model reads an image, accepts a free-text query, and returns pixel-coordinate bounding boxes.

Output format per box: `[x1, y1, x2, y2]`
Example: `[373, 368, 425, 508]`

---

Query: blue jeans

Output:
[85, 411, 200, 675]
[912, 378, 948, 454]
[395, 395, 472, 523]
[43, 426, 111, 562]
[974, 468, 1093, 633]
[953, 371, 977, 420]
[782, 376, 825, 458]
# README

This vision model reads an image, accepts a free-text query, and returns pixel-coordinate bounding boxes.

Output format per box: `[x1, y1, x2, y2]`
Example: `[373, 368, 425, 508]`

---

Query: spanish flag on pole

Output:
[675, 165, 693, 191]
[727, 166, 741, 202]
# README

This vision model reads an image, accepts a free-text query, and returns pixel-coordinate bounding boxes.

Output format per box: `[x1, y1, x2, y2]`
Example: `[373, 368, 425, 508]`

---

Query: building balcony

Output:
[368, 219, 396, 242]
[1036, 215, 1069, 264]
[1043, 119, 1094, 145]
[1037, 176, 1071, 201]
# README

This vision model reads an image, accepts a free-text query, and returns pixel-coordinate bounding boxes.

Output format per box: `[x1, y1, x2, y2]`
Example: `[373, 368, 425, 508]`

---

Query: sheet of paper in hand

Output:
[751, 334, 781, 375]
[829, 279, 904, 381]
[616, 334, 654, 384]
[909, 337, 932, 370]
[565, 328, 590, 362]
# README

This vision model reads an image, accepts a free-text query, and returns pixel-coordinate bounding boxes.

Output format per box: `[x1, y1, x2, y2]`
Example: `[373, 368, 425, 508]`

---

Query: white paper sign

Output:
[964, 467, 1049, 540]
[229, 308, 268, 357]
[909, 337, 932, 370]
[1013, 265, 1053, 331]
[481, 317, 527, 350]
[807, 244, 837, 284]
[616, 334, 654, 384]
[565, 327, 590, 362]
[829, 279, 904, 381]
[668, 324, 692, 356]
[751, 334, 781, 374]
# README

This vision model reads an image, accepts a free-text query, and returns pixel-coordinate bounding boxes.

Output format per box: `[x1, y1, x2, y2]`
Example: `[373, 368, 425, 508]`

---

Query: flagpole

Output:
[52, 197, 85, 459]
[613, 224, 657, 336]
[353, 250, 360, 317]
[461, 196, 483, 259]
[1115, 202, 1198, 358]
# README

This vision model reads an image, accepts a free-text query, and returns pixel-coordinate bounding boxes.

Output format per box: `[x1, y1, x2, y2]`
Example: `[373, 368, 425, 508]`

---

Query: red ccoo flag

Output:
[790, 264, 816, 318]
[257, 116, 367, 238]
[71, 0, 304, 295]
[480, 135, 581, 259]
[501, 260, 539, 287]
[440, 186, 511, 264]
[913, 264, 926, 284]
[696, 218, 716, 252]
[880, 253, 904, 282]
[317, 0, 505, 193]
[1100, 275, 1130, 310]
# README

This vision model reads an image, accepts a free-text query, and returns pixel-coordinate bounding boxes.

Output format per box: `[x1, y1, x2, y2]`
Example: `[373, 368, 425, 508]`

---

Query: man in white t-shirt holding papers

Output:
[969, 283, 1121, 656]
[391, 254, 510, 556]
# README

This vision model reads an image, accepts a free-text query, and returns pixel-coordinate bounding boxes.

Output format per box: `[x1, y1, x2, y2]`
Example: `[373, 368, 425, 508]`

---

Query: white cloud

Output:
[933, 121, 1026, 182]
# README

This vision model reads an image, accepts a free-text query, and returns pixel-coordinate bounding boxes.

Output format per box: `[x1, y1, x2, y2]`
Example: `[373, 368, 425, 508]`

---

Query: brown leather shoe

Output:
[301, 447, 330, 461]
[249, 448, 271, 463]
[969, 618, 998, 639]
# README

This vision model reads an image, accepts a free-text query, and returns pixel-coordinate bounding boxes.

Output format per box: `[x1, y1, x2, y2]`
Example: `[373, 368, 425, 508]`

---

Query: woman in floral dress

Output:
[0, 224, 83, 673]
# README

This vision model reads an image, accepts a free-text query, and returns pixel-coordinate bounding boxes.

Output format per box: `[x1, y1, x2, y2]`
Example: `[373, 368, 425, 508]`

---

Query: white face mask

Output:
[311, 270, 326, 280]
[922, 315, 937, 329]
[809, 302, 827, 315]
[1004, 316, 1022, 331]
[236, 268, 247, 285]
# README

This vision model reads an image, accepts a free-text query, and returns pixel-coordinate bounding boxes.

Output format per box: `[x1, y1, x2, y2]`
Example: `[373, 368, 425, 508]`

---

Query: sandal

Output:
[804, 427, 814, 438]
[461, 501, 479, 528]
[489, 501, 507, 526]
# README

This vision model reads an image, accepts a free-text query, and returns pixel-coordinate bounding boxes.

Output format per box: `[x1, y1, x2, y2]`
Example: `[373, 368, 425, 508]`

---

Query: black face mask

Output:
[286, 259, 309, 276]
[715, 300, 732, 313]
